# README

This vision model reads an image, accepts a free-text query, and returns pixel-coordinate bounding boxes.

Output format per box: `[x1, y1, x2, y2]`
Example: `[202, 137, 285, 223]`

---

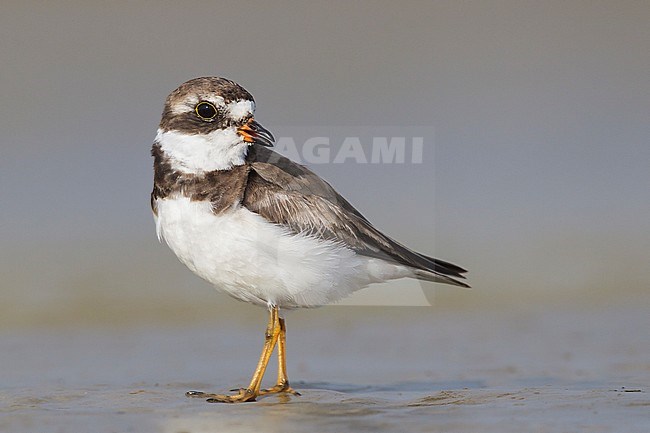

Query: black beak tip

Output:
[256, 130, 275, 147]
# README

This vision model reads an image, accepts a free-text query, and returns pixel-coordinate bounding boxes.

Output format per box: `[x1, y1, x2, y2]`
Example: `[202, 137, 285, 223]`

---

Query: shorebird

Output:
[151, 77, 468, 402]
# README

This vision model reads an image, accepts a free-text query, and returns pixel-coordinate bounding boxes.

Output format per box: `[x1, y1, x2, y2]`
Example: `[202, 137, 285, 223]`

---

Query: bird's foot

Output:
[186, 389, 258, 403]
[260, 381, 301, 396]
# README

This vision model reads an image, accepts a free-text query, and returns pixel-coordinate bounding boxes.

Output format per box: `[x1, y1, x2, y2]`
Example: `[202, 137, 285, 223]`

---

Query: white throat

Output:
[156, 128, 249, 173]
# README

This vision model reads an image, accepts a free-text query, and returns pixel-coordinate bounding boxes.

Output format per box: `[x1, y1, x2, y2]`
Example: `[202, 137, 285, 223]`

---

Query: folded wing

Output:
[243, 146, 469, 287]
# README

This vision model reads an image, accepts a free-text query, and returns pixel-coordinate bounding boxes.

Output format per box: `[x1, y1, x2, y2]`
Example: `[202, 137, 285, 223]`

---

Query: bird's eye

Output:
[195, 102, 218, 120]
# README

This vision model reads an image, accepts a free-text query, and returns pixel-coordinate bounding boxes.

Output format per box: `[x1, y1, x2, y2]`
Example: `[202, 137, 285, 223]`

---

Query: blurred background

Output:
[1, 0, 649, 328]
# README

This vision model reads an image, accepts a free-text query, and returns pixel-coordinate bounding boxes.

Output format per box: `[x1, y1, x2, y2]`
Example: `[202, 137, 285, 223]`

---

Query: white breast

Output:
[154, 196, 411, 308]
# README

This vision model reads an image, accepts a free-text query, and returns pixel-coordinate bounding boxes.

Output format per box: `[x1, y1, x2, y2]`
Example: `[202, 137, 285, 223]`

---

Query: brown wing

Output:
[243, 146, 468, 287]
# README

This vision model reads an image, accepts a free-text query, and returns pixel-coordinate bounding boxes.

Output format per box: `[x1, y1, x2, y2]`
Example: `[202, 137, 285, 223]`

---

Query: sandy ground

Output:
[1, 301, 649, 432]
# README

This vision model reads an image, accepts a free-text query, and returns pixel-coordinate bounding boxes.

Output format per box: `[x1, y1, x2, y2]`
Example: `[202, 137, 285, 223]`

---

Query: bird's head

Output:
[154, 77, 274, 173]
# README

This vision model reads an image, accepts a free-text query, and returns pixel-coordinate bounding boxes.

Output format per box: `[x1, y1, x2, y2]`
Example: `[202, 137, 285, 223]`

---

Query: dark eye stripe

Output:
[195, 102, 218, 120]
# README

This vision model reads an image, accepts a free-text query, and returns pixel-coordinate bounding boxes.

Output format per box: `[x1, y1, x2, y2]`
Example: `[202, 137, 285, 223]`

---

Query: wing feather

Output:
[243, 146, 468, 287]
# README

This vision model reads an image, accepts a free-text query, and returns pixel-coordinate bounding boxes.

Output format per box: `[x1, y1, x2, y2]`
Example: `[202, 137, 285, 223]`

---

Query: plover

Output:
[151, 77, 468, 403]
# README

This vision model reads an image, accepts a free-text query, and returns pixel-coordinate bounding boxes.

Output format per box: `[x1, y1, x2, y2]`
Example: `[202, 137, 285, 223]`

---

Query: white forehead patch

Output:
[227, 100, 255, 121]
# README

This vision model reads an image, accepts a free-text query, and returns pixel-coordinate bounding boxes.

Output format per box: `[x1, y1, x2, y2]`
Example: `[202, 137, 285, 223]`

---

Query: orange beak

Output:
[237, 118, 275, 147]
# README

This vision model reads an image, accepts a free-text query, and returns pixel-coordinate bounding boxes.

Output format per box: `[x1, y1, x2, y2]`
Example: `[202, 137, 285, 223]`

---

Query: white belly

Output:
[154, 196, 410, 308]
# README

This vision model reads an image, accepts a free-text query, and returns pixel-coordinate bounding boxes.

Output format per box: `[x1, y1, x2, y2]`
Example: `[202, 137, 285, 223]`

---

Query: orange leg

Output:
[260, 316, 300, 396]
[186, 306, 281, 403]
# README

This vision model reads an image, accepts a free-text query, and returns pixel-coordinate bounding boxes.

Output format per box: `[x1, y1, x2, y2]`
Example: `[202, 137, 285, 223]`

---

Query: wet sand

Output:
[1, 301, 649, 432]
